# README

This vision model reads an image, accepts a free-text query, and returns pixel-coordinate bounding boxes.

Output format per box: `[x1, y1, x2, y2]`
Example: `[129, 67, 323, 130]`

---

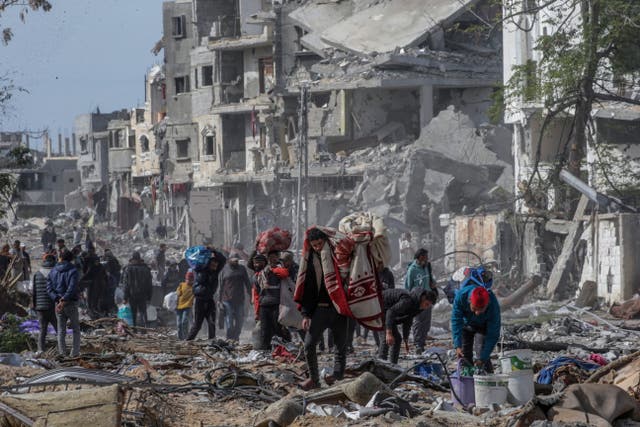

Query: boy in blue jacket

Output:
[451, 281, 501, 373]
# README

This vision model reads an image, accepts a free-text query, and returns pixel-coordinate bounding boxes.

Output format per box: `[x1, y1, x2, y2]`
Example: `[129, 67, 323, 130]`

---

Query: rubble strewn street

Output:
[2, 0, 640, 425]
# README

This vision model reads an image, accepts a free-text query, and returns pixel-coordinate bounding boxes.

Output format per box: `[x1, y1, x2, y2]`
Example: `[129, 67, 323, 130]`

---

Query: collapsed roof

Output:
[289, 0, 480, 57]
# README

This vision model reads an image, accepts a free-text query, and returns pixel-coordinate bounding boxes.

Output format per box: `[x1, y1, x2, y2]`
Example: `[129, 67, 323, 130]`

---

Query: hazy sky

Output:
[0, 0, 163, 149]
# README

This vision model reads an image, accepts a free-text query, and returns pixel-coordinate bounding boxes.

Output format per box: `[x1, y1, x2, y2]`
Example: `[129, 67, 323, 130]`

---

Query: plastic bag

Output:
[278, 278, 303, 329]
[163, 291, 178, 311]
[184, 245, 212, 270]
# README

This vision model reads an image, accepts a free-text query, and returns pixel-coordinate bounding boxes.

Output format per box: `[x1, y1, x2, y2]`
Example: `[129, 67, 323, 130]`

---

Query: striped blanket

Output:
[294, 212, 390, 331]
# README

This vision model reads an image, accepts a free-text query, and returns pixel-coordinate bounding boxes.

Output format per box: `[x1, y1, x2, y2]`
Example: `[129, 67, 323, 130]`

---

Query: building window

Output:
[52, 175, 57, 183]
[176, 139, 190, 158]
[259, 57, 274, 94]
[194, 68, 199, 89]
[205, 135, 216, 157]
[175, 76, 190, 94]
[79, 136, 88, 154]
[69, 177, 74, 183]
[172, 16, 186, 38]
[202, 66, 213, 87]
[140, 135, 150, 152]
[128, 132, 136, 149]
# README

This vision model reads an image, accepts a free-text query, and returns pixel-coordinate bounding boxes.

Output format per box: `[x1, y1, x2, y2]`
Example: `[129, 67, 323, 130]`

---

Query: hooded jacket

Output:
[451, 283, 501, 361]
[46, 261, 80, 303]
[404, 261, 435, 291]
[32, 265, 54, 311]
[382, 288, 426, 341]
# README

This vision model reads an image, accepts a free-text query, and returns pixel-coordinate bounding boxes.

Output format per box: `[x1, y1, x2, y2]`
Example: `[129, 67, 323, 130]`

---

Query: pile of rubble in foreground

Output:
[1, 300, 640, 426]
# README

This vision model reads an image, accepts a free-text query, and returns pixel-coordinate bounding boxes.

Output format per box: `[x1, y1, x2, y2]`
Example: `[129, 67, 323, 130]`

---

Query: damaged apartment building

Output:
[503, 1, 640, 303]
[1, 132, 80, 219]
[155, 0, 516, 265]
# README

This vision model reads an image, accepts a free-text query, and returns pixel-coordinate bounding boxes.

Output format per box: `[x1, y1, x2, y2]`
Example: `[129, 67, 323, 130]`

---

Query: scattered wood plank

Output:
[546, 195, 590, 300]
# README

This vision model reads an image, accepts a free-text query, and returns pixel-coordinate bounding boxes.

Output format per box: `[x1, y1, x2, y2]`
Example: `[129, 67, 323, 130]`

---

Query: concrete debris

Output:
[317, 0, 476, 56]
[0, 384, 123, 427]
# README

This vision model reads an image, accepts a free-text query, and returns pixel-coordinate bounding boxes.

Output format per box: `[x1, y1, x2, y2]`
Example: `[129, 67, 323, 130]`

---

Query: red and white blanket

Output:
[294, 212, 390, 331]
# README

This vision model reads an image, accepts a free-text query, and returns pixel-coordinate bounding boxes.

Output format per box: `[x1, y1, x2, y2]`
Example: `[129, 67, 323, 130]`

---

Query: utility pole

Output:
[296, 84, 309, 253]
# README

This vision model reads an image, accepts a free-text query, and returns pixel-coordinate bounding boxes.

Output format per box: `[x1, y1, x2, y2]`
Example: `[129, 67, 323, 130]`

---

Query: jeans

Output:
[176, 308, 192, 340]
[37, 309, 57, 353]
[186, 299, 216, 340]
[378, 325, 402, 364]
[223, 301, 244, 341]
[304, 306, 349, 384]
[130, 299, 148, 328]
[461, 325, 493, 373]
[56, 301, 81, 357]
[412, 306, 432, 351]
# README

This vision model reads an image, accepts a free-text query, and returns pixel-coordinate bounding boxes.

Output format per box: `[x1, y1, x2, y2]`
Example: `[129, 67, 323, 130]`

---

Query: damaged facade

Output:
[503, 1, 640, 301]
[144, 0, 515, 264]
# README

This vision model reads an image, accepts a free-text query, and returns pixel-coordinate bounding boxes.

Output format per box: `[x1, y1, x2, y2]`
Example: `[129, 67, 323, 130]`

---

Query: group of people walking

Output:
[29, 220, 501, 391]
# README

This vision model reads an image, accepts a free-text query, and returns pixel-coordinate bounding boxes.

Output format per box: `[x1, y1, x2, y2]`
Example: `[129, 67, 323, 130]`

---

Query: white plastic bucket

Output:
[474, 374, 509, 407]
[507, 370, 535, 405]
[500, 349, 533, 373]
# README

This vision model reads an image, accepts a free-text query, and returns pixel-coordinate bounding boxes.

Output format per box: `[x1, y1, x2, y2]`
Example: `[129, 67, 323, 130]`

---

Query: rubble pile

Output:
[0, 294, 638, 426]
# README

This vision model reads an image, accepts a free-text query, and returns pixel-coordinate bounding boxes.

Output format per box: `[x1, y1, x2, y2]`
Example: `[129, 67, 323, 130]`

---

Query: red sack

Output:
[255, 227, 292, 253]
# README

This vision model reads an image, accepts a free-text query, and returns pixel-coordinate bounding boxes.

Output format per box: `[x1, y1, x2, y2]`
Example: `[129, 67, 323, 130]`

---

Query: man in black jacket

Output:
[186, 250, 226, 340]
[122, 252, 153, 327]
[218, 253, 251, 341]
[379, 288, 437, 364]
[32, 254, 57, 353]
[297, 228, 349, 391]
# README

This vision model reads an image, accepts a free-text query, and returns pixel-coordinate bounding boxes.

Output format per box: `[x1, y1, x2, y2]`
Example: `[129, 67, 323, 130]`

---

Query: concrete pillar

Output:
[72, 133, 77, 155]
[420, 85, 434, 131]
[65, 137, 70, 156]
[45, 135, 52, 158]
[58, 134, 62, 156]
[25, 134, 30, 149]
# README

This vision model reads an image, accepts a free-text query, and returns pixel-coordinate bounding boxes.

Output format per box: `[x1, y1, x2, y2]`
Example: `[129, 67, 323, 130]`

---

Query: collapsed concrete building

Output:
[148, 0, 515, 267]
[503, 1, 640, 301]
[1, 132, 80, 219]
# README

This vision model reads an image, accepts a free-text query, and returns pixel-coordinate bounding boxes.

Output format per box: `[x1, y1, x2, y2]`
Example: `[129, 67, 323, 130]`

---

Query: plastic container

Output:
[474, 374, 509, 407]
[414, 362, 444, 383]
[507, 369, 535, 405]
[500, 349, 533, 373]
[450, 360, 475, 407]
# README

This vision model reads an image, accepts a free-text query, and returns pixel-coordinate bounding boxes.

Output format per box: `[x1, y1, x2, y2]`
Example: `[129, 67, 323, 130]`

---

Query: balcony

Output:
[208, 15, 272, 51]
[109, 147, 135, 173]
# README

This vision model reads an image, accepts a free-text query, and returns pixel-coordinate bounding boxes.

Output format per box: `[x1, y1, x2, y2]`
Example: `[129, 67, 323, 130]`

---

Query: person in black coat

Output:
[186, 250, 226, 340]
[32, 254, 57, 353]
[379, 287, 437, 364]
[122, 252, 153, 327]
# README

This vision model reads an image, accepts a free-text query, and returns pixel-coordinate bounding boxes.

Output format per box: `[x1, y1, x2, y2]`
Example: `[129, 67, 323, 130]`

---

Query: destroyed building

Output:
[0, 132, 80, 219]
[503, 1, 640, 301]
[145, 0, 515, 267]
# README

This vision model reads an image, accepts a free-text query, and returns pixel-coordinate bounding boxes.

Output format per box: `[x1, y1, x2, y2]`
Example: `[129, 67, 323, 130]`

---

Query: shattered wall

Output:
[350, 88, 420, 140]
[579, 213, 640, 304]
[588, 117, 640, 197]
[190, 187, 225, 246]
[244, 46, 273, 98]
[441, 212, 517, 273]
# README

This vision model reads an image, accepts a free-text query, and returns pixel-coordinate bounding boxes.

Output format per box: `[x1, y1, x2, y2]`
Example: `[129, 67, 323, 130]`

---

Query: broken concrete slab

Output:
[255, 398, 303, 427]
[0, 384, 122, 427]
[319, 0, 478, 55]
